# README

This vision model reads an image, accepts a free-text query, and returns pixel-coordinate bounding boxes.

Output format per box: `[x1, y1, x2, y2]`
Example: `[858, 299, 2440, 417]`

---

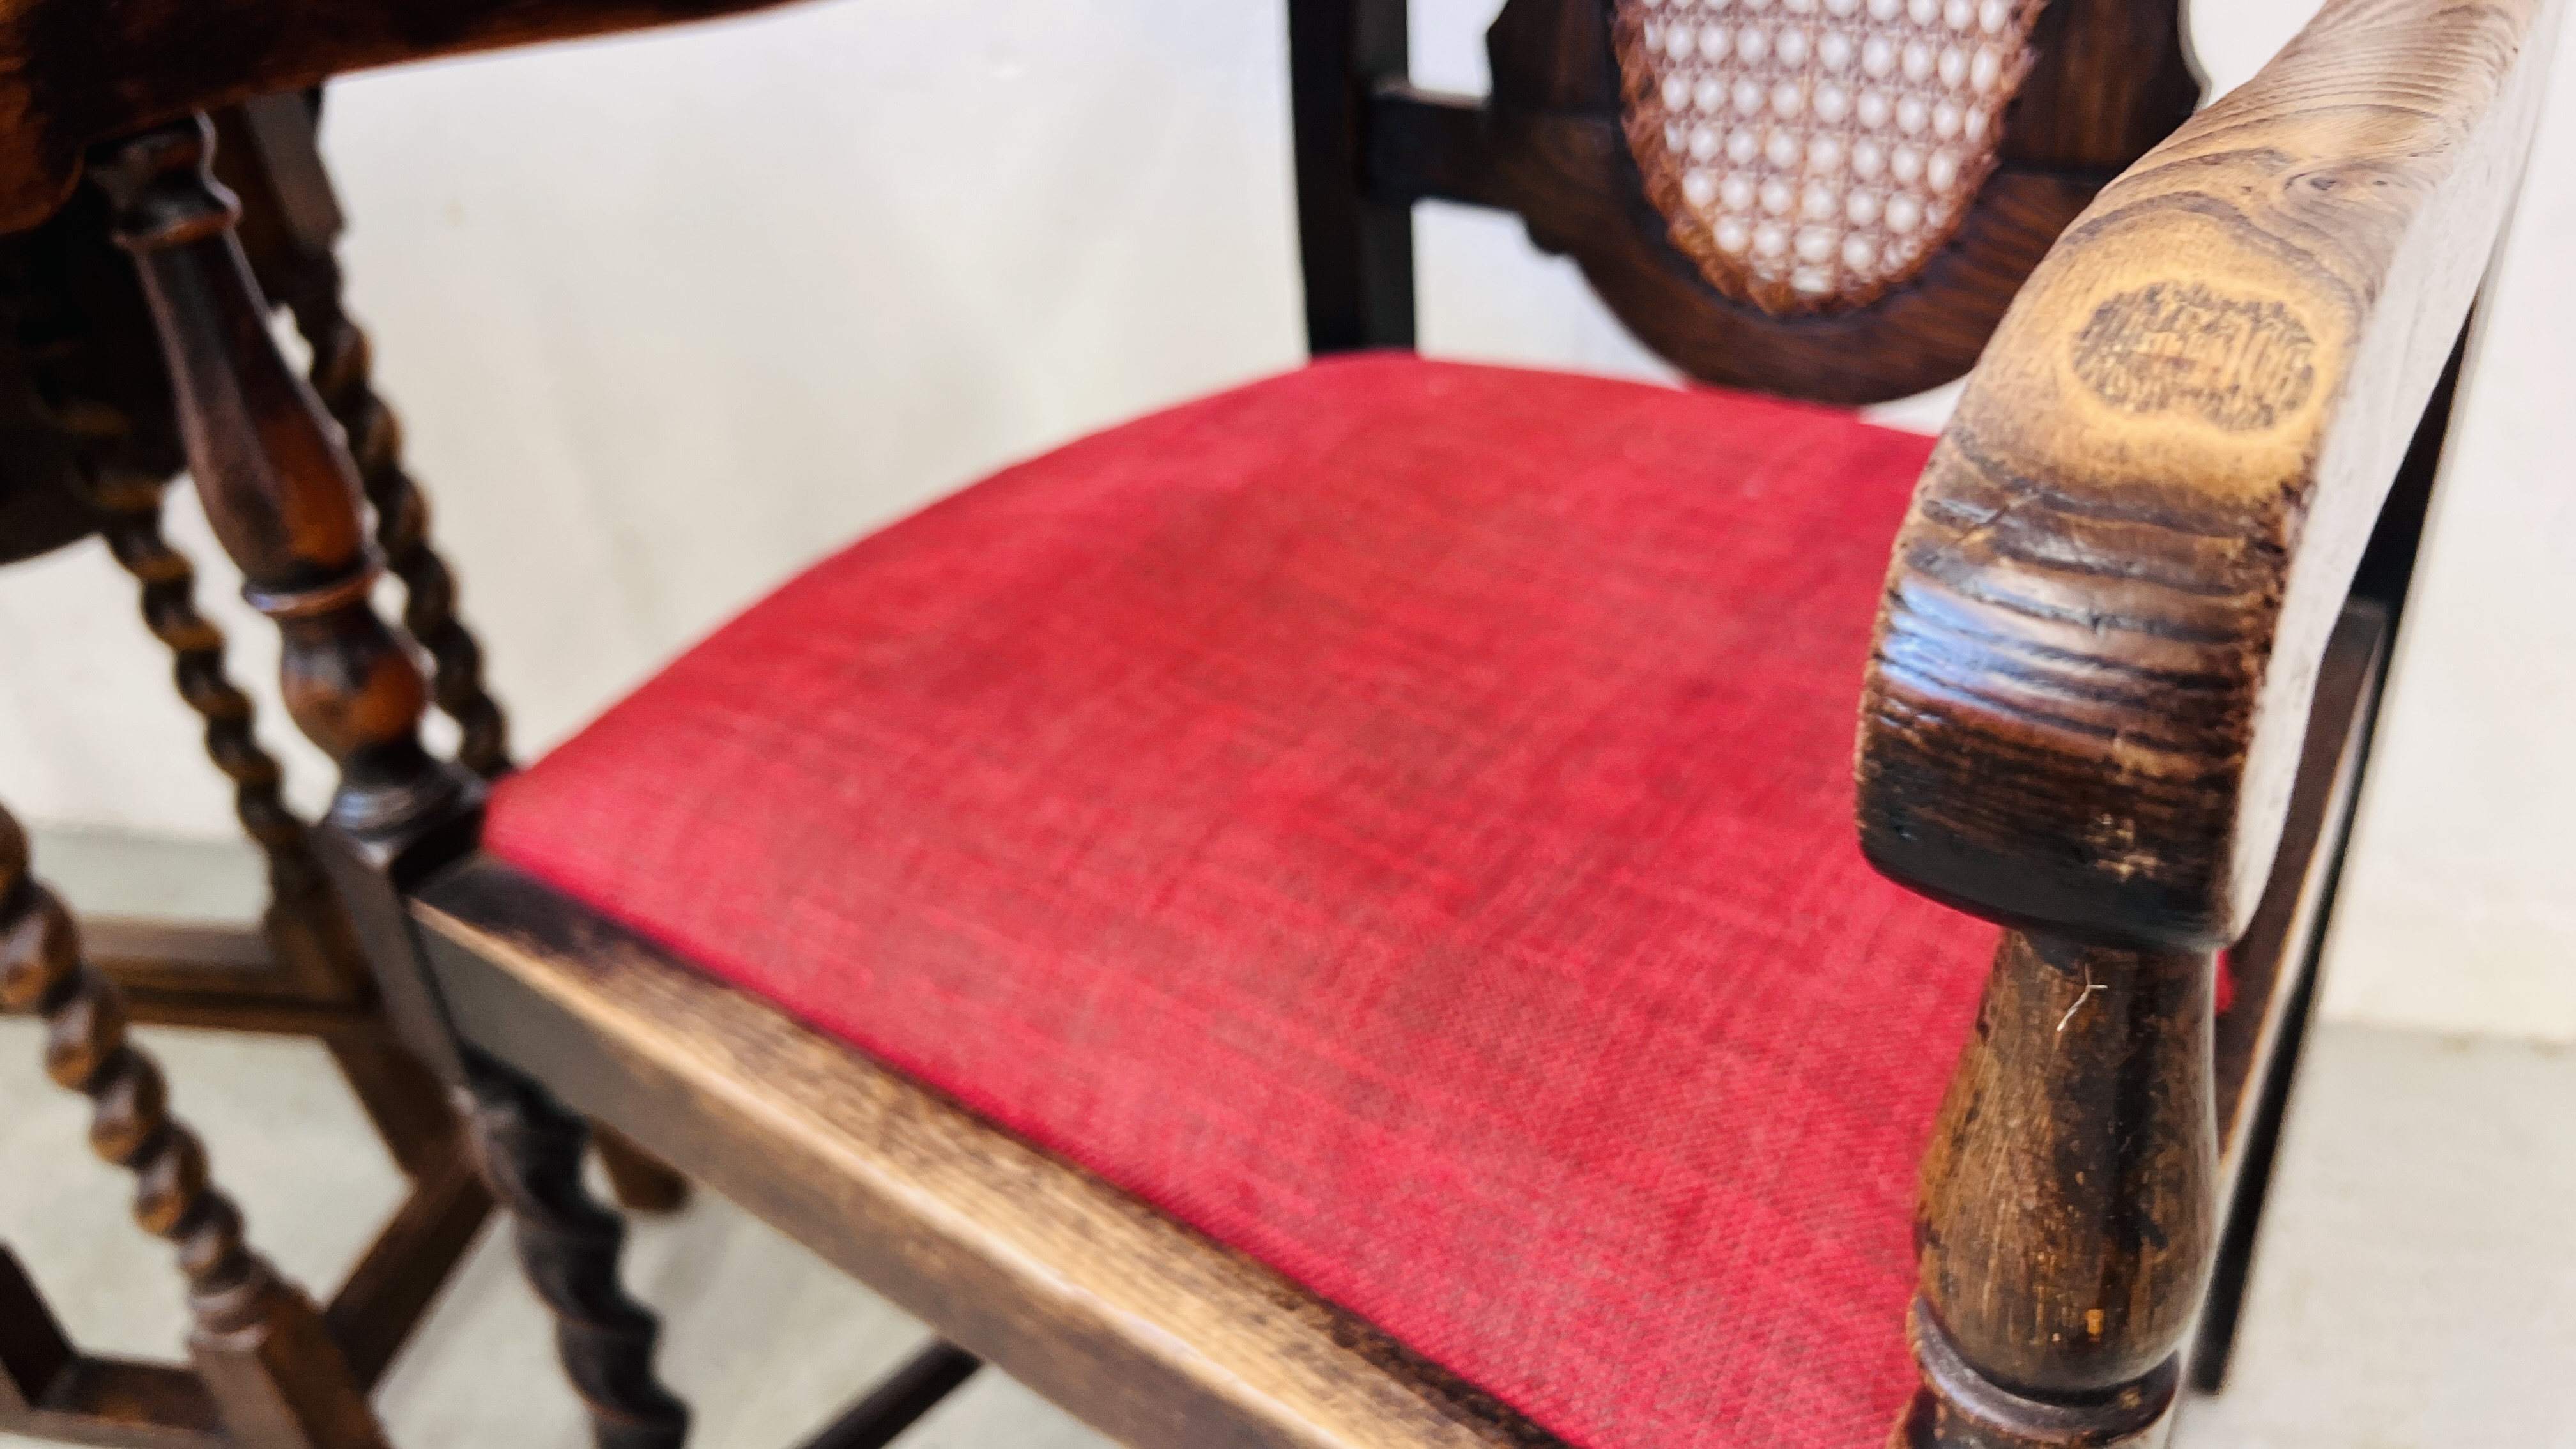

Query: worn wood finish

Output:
[321, 1133, 495, 1391]
[0, 163, 180, 565]
[1289, 0, 1414, 349]
[2191, 602, 2384, 1392]
[458, 1048, 689, 1449]
[0, 806, 384, 1449]
[95, 114, 687, 1449]
[2205, 604, 2383, 1162]
[1856, 0, 2561, 950]
[0, 2, 2527, 1445]
[407, 603, 2389, 1449]
[226, 93, 516, 781]
[0, 0, 809, 238]
[1297, 0, 2197, 401]
[224, 89, 691, 1215]
[1859, 3, 2556, 1440]
[0, 1250, 224, 1449]
[83, 466, 369, 1006]
[795, 1342, 980, 1449]
[413, 864, 1564, 1449]
[2180, 333, 2463, 1397]
[1897, 932, 2215, 1448]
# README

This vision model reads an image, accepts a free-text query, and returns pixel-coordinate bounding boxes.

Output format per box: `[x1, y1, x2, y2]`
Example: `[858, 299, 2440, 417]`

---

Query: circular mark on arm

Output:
[2071, 282, 2317, 432]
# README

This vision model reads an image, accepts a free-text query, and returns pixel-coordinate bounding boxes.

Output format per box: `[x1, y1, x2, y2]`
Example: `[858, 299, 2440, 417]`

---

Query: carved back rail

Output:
[1296, 0, 2202, 401]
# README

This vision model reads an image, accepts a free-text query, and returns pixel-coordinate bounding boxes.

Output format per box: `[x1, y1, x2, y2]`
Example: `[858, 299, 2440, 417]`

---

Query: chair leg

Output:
[0, 806, 385, 1449]
[90, 460, 477, 1188]
[98, 112, 694, 1448]
[323, 1027, 465, 1183]
[284, 183, 694, 1219]
[459, 1047, 689, 1449]
[1892, 930, 2218, 1448]
[794, 1342, 981, 1449]
[86, 466, 367, 1008]
[592, 1127, 692, 1215]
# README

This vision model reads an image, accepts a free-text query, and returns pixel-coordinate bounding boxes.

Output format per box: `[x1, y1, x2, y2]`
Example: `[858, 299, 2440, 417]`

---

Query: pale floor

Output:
[1, 838, 2571, 1446]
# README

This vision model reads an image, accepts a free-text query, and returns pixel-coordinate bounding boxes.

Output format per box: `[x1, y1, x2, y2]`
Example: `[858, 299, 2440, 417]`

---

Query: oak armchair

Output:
[0, 0, 2553, 1447]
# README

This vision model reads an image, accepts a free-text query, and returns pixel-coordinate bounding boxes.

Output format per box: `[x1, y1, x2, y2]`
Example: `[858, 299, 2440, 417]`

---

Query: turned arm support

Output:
[1867, 4, 2557, 1441]
[1858, 0, 2560, 954]
[90, 114, 691, 1447]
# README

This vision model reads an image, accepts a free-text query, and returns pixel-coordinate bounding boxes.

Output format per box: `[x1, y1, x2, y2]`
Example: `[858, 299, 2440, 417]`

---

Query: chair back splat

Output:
[1294, 0, 2199, 401]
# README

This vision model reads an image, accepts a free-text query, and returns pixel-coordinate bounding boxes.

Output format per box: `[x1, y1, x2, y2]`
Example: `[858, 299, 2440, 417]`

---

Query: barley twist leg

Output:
[0, 805, 382, 1447]
[85, 467, 361, 985]
[458, 1046, 688, 1449]
[291, 280, 509, 781]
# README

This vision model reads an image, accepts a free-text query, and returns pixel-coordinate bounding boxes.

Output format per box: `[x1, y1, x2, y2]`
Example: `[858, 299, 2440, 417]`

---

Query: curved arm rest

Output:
[0, 0, 804, 236]
[1855, 0, 2558, 952]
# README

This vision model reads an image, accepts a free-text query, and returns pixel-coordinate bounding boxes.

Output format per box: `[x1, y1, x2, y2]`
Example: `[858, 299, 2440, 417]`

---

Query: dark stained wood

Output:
[0, 162, 180, 566]
[93, 112, 476, 1080]
[75, 97, 493, 1193]
[82, 919, 273, 979]
[590, 1125, 691, 1215]
[91, 119, 456, 850]
[413, 862, 1565, 1449]
[0, 806, 384, 1449]
[224, 88, 693, 1215]
[0, 0, 810, 238]
[321, 1134, 492, 1390]
[0, 107, 666, 1422]
[1321, 0, 2198, 402]
[94, 112, 687, 1448]
[2004, 0, 2202, 171]
[795, 1342, 979, 1449]
[0, 1261, 231, 1449]
[227, 93, 516, 782]
[2190, 608, 2386, 1393]
[0, 0, 2535, 1443]
[1857, 0, 2558, 951]
[456, 1049, 689, 1449]
[1289, 0, 1414, 351]
[82, 466, 371, 1008]
[0, 1248, 80, 1418]
[316, 1027, 461, 1183]
[1858, 3, 2557, 1441]
[1898, 933, 2214, 1446]
[2206, 604, 2384, 1172]
[2349, 326, 2474, 624]
[0, 1264, 227, 1449]
[2187, 332, 2473, 1385]
[1372, 87, 2106, 401]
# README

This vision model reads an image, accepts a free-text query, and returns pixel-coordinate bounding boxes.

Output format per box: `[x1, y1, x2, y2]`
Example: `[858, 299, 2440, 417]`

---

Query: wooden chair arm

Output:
[1855, 0, 2559, 953]
[0, 0, 806, 238]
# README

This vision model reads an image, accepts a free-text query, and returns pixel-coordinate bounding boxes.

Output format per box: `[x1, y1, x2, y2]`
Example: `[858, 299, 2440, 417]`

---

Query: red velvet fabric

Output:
[486, 355, 2007, 1448]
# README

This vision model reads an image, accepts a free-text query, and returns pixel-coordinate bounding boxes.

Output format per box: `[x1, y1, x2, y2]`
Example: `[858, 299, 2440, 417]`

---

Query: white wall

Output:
[1, 0, 2567, 1039]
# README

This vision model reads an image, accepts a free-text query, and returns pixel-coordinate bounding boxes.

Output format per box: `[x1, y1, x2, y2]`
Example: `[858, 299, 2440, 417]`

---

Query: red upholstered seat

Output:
[485, 354, 2003, 1449]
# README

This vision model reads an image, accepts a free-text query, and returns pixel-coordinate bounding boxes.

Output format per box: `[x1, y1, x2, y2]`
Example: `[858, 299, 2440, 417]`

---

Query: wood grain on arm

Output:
[1857, 0, 2560, 951]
